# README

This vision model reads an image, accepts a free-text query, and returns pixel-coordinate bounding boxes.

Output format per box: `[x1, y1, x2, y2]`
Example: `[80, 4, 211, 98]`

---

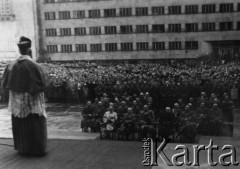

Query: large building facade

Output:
[0, 0, 14, 20]
[0, 0, 15, 60]
[0, 0, 38, 61]
[38, 0, 240, 61]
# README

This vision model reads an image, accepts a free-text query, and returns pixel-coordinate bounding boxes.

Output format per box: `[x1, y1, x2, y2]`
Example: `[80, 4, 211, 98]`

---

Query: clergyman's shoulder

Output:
[6, 60, 17, 71]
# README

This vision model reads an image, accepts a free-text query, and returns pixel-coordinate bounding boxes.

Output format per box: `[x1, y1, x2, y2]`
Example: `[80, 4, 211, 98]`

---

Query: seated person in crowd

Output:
[81, 101, 94, 132]
[102, 106, 118, 138]
[139, 105, 156, 139]
[196, 102, 210, 134]
[132, 100, 141, 117]
[172, 103, 183, 132]
[145, 92, 153, 108]
[117, 107, 136, 139]
[209, 103, 224, 136]
[92, 101, 106, 132]
[178, 105, 199, 143]
[221, 95, 234, 122]
[158, 107, 175, 139]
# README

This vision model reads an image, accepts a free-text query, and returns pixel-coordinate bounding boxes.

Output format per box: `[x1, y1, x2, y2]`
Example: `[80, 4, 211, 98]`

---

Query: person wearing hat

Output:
[1, 36, 47, 156]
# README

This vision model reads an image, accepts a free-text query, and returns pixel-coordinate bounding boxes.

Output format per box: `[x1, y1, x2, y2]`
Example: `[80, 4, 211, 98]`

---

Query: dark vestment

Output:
[1, 56, 47, 156]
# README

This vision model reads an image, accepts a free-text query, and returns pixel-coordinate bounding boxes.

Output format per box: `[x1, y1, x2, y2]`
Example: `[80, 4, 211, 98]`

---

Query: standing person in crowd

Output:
[77, 81, 84, 103]
[231, 83, 239, 107]
[87, 81, 97, 103]
[82, 84, 89, 103]
[1, 37, 47, 156]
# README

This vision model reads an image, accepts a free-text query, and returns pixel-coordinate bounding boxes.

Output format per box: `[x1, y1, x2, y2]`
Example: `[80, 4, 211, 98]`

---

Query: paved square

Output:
[0, 103, 98, 140]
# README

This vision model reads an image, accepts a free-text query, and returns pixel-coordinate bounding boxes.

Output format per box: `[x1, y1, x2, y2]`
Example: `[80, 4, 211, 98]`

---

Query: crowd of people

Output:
[41, 59, 240, 107]
[1, 57, 239, 140]
[80, 89, 234, 141]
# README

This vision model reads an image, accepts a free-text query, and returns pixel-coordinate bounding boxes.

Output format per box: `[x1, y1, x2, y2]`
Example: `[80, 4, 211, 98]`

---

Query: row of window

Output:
[46, 41, 199, 53]
[45, 0, 106, 3]
[45, 22, 240, 36]
[44, 3, 240, 20]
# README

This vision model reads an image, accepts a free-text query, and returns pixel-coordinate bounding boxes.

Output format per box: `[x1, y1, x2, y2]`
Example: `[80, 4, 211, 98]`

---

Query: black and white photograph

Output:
[0, 0, 240, 169]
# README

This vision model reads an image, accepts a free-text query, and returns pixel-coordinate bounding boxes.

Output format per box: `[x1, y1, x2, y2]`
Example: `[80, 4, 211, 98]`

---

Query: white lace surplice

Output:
[8, 90, 47, 118]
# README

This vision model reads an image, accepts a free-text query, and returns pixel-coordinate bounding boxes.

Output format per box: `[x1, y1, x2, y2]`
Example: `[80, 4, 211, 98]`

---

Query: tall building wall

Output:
[39, 0, 240, 61]
[0, 0, 14, 21]
[0, 0, 38, 61]
[0, 0, 13, 15]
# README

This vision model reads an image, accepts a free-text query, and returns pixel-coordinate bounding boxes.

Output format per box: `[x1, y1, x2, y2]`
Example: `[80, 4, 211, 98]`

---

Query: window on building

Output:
[137, 42, 148, 51]
[46, 29, 57, 36]
[104, 9, 116, 17]
[168, 24, 181, 32]
[169, 41, 181, 50]
[89, 27, 101, 35]
[220, 3, 234, 13]
[152, 6, 165, 15]
[105, 43, 117, 51]
[185, 23, 198, 32]
[74, 27, 86, 35]
[89, 10, 101, 18]
[185, 41, 198, 50]
[152, 42, 165, 50]
[121, 43, 133, 51]
[60, 28, 71, 36]
[90, 44, 102, 52]
[238, 3, 240, 11]
[136, 25, 149, 33]
[76, 44, 87, 52]
[58, 0, 70, 2]
[219, 22, 233, 31]
[202, 4, 216, 13]
[44, 12, 56, 20]
[59, 11, 70, 19]
[105, 26, 117, 34]
[120, 8, 132, 16]
[202, 23, 216, 31]
[168, 6, 181, 15]
[152, 24, 165, 33]
[73, 10, 85, 18]
[61, 44, 72, 53]
[185, 5, 198, 14]
[237, 22, 240, 30]
[47, 45, 58, 53]
[120, 25, 133, 34]
[136, 7, 148, 16]
[44, 0, 55, 3]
